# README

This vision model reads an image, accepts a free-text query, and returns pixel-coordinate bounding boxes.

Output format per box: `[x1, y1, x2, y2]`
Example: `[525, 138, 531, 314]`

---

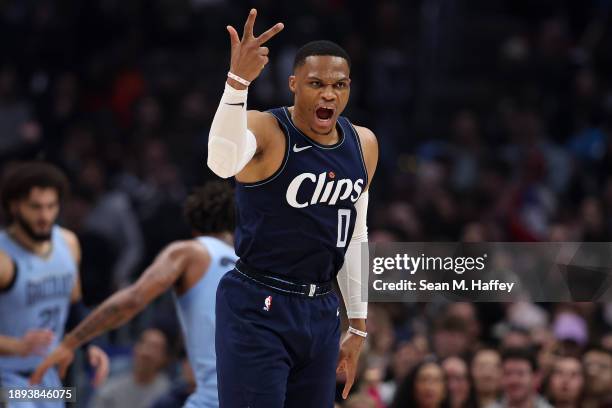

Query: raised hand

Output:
[226, 9, 284, 88]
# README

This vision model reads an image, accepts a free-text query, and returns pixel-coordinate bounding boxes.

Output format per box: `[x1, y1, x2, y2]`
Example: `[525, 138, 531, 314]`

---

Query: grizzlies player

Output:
[0, 161, 108, 408]
[208, 9, 378, 407]
[31, 181, 237, 408]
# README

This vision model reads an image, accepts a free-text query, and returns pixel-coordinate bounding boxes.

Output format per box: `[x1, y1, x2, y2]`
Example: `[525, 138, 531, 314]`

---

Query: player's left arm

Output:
[335, 125, 378, 399]
[348, 125, 378, 314]
[60, 228, 109, 387]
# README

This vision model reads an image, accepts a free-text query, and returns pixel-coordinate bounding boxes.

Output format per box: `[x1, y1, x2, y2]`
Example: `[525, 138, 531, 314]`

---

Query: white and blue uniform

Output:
[0, 226, 77, 408]
[216, 107, 368, 407]
[173, 237, 236, 408]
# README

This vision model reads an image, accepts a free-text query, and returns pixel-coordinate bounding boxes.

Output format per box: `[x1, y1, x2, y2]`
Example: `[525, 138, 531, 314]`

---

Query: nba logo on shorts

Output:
[263, 295, 272, 311]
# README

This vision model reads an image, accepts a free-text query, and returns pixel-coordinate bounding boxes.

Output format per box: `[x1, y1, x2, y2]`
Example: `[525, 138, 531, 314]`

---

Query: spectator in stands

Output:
[442, 356, 474, 408]
[581, 346, 612, 408]
[151, 356, 196, 408]
[392, 359, 450, 408]
[91, 328, 171, 408]
[501, 327, 533, 350]
[380, 340, 425, 405]
[445, 303, 482, 351]
[471, 348, 502, 408]
[545, 355, 584, 408]
[433, 316, 471, 360]
[491, 348, 552, 408]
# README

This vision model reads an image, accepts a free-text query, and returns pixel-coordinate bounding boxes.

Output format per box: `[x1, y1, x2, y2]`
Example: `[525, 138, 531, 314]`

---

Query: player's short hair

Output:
[1, 161, 69, 220]
[293, 40, 351, 71]
[183, 181, 235, 234]
[501, 347, 538, 372]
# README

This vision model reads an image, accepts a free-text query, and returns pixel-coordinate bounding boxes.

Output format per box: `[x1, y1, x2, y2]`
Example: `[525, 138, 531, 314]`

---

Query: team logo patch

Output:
[263, 295, 272, 312]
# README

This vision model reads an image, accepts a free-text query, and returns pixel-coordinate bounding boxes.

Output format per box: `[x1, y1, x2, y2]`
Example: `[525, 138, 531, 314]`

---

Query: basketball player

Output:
[208, 9, 378, 407]
[31, 181, 237, 408]
[0, 161, 108, 408]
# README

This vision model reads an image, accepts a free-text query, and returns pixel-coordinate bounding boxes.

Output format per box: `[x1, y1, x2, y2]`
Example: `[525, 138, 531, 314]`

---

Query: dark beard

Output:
[15, 213, 52, 242]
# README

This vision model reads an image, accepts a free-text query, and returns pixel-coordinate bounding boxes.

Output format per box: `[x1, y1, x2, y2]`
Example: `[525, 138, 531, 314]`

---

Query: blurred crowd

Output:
[1, 0, 612, 406]
[342, 302, 612, 407]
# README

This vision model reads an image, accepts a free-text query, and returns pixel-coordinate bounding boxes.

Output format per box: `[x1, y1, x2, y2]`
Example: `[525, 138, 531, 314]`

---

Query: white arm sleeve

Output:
[207, 83, 257, 178]
[337, 191, 369, 319]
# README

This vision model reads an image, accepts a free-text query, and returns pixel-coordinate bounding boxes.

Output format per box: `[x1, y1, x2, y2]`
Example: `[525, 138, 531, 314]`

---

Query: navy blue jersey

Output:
[234, 107, 368, 283]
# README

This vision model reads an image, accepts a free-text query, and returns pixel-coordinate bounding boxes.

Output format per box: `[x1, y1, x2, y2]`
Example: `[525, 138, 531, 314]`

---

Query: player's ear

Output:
[288, 75, 297, 93]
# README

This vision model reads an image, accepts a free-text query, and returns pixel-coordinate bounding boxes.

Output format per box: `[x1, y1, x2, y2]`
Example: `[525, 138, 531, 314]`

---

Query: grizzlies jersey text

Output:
[234, 107, 368, 283]
[0, 226, 77, 372]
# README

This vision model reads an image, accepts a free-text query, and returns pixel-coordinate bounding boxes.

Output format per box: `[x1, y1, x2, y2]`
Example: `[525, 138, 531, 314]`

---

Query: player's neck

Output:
[7, 224, 52, 257]
[288, 106, 339, 145]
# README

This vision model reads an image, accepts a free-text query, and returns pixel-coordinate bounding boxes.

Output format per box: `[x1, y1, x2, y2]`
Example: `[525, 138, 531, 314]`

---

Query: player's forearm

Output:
[348, 319, 366, 332]
[207, 83, 257, 178]
[0, 335, 22, 356]
[62, 288, 144, 350]
[338, 243, 368, 319]
[227, 77, 247, 90]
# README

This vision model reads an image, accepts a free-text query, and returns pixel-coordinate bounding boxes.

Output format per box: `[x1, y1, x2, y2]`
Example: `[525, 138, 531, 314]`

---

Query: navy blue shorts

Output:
[215, 269, 341, 408]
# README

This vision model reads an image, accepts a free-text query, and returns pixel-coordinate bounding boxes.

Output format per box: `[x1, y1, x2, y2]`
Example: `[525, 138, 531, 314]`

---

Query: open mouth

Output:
[314, 107, 335, 127]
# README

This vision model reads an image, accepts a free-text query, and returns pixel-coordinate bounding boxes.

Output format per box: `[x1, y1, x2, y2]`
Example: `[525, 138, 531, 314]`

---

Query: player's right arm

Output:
[0, 250, 54, 356]
[207, 9, 284, 179]
[29, 241, 210, 384]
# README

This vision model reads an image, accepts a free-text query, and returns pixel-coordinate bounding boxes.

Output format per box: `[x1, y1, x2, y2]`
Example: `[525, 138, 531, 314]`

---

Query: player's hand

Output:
[226, 9, 284, 86]
[29, 343, 74, 385]
[87, 345, 110, 387]
[19, 329, 54, 356]
[336, 331, 366, 399]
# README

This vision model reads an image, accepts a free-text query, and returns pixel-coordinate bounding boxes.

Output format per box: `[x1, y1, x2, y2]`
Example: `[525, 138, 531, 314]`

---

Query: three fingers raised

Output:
[228, 9, 284, 47]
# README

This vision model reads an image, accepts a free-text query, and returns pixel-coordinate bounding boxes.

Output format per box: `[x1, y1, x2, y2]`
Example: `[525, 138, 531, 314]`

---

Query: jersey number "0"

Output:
[336, 209, 351, 248]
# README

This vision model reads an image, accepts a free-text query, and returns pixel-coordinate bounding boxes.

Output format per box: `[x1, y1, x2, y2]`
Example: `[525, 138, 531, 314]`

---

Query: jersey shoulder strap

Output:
[265, 107, 293, 135]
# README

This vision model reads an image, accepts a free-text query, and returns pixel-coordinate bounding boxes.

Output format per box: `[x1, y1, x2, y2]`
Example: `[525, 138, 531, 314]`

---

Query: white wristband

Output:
[227, 72, 251, 87]
[348, 326, 367, 338]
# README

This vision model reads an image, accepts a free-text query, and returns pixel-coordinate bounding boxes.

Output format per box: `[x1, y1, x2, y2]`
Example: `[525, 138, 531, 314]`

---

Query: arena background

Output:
[1, 0, 612, 407]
